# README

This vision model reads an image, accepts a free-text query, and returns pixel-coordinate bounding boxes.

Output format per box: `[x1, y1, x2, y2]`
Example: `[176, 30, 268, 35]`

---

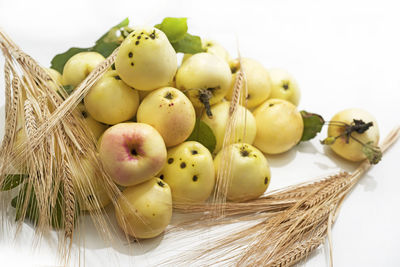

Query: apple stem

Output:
[198, 89, 213, 118]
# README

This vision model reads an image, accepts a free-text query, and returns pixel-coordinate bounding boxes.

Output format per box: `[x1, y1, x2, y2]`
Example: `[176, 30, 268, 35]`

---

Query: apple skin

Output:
[137, 87, 196, 147]
[159, 141, 215, 203]
[62, 52, 105, 87]
[226, 58, 272, 109]
[253, 99, 303, 154]
[182, 39, 230, 64]
[69, 158, 111, 211]
[115, 177, 172, 239]
[268, 68, 300, 106]
[176, 52, 232, 108]
[201, 101, 257, 153]
[99, 122, 167, 187]
[115, 26, 177, 91]
[328, 108, 379, 162]
[11, 128, 28, 173]
[214, 143, 271, 202]
[45, 68, 62, 92]
[76, 103, 108, 140]
[84, 70, 139, 125]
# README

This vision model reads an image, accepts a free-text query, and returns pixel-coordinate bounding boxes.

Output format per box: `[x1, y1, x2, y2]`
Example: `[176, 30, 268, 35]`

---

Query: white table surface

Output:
[0, 0, 399, 266]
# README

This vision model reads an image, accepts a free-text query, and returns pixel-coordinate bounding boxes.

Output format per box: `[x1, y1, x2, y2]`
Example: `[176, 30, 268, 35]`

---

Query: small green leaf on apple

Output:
[186, 119, 216, 153]
[171, 33, 204, 54]
[155, 17, 188, 43]
[362, 141, 382, 164]
[300, 110, 325, 142]
[155, 17, 204, 54]
[62, 85, 75, 95]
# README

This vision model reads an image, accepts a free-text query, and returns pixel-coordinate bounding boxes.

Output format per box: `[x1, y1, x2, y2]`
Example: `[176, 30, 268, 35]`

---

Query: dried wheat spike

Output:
[270, 235, 325, 267]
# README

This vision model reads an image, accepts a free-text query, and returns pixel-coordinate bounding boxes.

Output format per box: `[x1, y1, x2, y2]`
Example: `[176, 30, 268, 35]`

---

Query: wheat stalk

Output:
[0, 28, 128, 266]
[167, 126, 400, 266]
[1, 26, 399, 267]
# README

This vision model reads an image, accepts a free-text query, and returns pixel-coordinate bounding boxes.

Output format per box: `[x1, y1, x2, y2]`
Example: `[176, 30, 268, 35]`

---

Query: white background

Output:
[0, 0, 400, 266]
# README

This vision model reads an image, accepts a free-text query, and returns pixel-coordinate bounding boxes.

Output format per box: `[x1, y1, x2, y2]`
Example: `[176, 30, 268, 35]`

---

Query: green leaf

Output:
[50, 17, 130, 74]
[50, 47, 90, 74]
[171, 33, 204, 54]
[186, 119, 216, 153]
[62, 85, 75, 95]
[14, 184, 39, 225]
[362, 141, 382, 165]
[92, 41, 120, 58]
[51, 184, 65, 229]
[1, 174, 27, 191]
[10, 181, 79, 229]
[300, 111, 325, 142]
[155, 17, 188, 43]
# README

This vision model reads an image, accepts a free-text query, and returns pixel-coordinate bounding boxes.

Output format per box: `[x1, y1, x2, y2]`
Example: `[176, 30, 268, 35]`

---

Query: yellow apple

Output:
[159, 141, 215, 203]
[176, 53, 232, 110]
[182, 39, 230, 64]
[253, 99, 303, 154]
[214, 143, 271, 202]
[327, 108, 379, 162]
[115, 177, 172, 239]
[268, 68, 300, 106]
[137, 87, 196, 147]
[62, 52, 105, 87]
[226, 58, 272, 109]
[201, 101, 257, 153]
[75, 103, 108, 140]
[45, 68, 62, 92]
[84, 70, 139, 125]
[69, 158, 111, 211]
[115, 26, 177, 91]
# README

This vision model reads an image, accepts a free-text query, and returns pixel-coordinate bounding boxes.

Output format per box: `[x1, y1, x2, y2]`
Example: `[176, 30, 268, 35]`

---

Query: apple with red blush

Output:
[99, 122, 167, 186]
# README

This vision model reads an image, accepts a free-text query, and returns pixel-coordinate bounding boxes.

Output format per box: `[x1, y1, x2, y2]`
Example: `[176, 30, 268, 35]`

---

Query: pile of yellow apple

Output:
[43, 26, 379, 239]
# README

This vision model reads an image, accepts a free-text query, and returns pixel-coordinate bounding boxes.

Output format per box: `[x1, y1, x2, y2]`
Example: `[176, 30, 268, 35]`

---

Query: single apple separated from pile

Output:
[325, 108, 380, 162]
